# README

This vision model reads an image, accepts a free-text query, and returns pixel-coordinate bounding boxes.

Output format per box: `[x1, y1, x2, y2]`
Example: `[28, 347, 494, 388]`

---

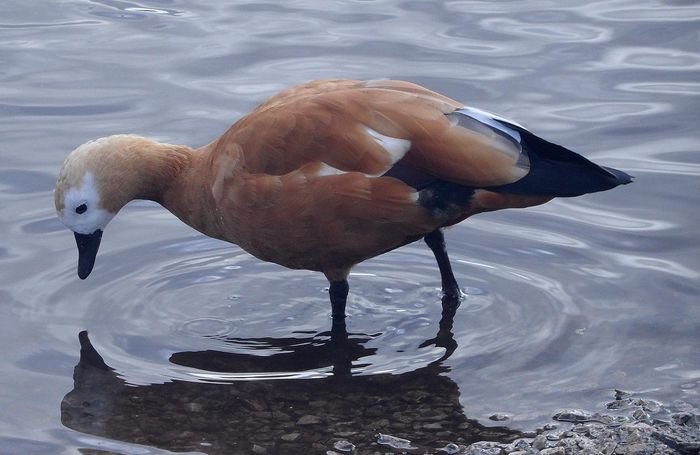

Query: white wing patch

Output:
[314, 129, 411, 178]
[317, 163, 346, 177]
[365, 127, 411, 165]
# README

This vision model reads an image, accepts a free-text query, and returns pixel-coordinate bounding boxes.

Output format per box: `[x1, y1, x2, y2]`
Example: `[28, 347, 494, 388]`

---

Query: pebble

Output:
[457, 391, 700, 455]
[436, 442, 460, 454]
[488, 413, 510, 421]
[184, 402, 203, 412]
[615, 389, 630, 400]
[280, 432, 300, 442]
[671, 411, 697, 426]
[559, 431, 575, 439]
[511, 439, 533, 451]
[532, 434, 546, 450]
[633, 398, 661, 413]
[333, 439, 355, 452]
[553, 409, 593, 423]
[607, 398, 633, 410]
[539, 448, 565, 455]
[463, 441, 505, 455]
[632, 408, 650, 422]
[422, 422, 443, 430]
[572, 425, 590, 435]
[251, 444, 267, 454]
[376, 433, 415, 450]
[296, 414, 321, 425]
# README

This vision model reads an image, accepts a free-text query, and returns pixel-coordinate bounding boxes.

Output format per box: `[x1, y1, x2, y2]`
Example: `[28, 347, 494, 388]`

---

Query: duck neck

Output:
[159, 143, 227, 240]
[96, 136, 194, 215]
[132, 141, 195, 204]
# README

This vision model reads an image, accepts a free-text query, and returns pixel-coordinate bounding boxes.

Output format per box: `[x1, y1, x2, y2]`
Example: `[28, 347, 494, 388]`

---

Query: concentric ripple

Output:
[37, 205, 586, 392]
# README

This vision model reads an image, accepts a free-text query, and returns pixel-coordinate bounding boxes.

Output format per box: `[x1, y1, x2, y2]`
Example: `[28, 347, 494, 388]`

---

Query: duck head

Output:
[54, 135, 152, 279]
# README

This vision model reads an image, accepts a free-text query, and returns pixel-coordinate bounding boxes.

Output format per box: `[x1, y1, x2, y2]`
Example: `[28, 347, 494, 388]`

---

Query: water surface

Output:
[1, 0, 699, 453]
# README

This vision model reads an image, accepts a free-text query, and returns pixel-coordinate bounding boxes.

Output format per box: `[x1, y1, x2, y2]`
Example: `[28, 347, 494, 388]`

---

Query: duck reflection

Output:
[170, 328, 378, 378]
[61, 298, 520, 454]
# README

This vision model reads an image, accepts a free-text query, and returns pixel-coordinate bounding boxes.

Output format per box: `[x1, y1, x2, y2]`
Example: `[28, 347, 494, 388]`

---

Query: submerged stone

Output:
[332, 439, 355, 452]
[463, 441, 506, 455]
[435, 442, 460, 454]
[671, 411, 697, 426]
[296, 414, 321, 425]
[376, 433, 415, 450]
[251, 444, 267, 454]
[532, 434, 547, 450]
[280, 432, 300, 442]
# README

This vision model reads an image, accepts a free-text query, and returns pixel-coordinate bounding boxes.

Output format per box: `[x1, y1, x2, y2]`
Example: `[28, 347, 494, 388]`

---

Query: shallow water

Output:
[1, 0, 699, 453]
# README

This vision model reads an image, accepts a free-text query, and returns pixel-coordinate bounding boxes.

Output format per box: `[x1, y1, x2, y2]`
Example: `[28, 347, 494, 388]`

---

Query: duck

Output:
[55, 79, 631, 330]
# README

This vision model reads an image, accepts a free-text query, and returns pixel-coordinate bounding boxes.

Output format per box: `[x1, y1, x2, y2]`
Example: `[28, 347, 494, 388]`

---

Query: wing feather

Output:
[212, 79, 528, 188]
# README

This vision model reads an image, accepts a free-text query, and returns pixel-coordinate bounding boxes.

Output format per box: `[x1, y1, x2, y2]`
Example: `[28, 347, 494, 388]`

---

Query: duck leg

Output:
[424, 229, 462, 302]
[329, 279, 349, 330]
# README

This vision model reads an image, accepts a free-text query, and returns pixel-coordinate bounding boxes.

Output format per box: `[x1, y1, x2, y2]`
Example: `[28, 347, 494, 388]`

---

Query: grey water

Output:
[1, 0, 699, 453]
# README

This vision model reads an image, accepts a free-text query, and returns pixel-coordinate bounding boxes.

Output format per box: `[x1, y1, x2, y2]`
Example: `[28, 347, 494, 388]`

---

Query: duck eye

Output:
[76, 203, 88, 214]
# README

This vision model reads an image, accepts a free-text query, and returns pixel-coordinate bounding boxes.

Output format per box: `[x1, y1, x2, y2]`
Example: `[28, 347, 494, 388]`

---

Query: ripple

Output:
[179, 317, 236, 337]
[577, 0, 700, 22]
[445, 1, 551, 15]
[124, 7, 179, 16]
[34, 226, 583, 388]
[479, 17, 610, 43]
[89, 0, 184, 18]
[180, 40, 520, 81]
[596, 138, 700, 177]
[589, 47, 700, 71]
[21, 217, 65, 234]
[0, 103, 130, 117]
[606, 252, 700, 279]
[616, 81, 700, 96]
[91, 11, 147, 21]
[446, 0, 700, 23]
[0, 20, 101, 29]
[467, 219, 589, 248]
[546, 101, 671, 122]
[0, 170, 55, 194]
[540, 202, 676, 231]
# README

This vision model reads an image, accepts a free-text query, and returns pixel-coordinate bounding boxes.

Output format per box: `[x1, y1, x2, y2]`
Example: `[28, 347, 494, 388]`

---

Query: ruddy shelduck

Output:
[55, 79, 631, 330]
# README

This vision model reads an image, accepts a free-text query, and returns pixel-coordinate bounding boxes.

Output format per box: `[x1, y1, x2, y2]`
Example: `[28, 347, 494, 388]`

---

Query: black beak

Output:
[74, 230, 103, 280]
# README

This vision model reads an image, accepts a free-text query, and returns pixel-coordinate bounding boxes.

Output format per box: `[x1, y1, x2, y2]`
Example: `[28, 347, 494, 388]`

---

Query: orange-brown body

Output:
[154, 80, 548, 281]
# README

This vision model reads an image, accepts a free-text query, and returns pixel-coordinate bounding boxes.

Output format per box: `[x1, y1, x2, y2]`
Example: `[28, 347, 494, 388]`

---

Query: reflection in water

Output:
[171, 330, 379, 378]
[62, 301, 520, 454]
[172, 296, 461, 379]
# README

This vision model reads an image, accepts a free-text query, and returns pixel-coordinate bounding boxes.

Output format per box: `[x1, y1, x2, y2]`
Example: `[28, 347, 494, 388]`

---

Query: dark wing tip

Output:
[602, 166, 633, 186]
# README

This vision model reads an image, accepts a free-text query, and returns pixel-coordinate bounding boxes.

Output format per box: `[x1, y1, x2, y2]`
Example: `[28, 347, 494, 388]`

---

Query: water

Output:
[1, 0, 699, 453]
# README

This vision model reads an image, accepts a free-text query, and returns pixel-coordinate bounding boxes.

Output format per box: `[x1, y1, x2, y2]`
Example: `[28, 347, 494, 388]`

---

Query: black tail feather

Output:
[486, 128, 632, 197]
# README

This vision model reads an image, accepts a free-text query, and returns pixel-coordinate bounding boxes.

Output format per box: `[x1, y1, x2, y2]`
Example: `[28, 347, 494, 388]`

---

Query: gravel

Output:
[459, 390, 699, 455]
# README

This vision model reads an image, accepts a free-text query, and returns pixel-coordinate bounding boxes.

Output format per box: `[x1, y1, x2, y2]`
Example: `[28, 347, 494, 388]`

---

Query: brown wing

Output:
[210, 79, 527, 188]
